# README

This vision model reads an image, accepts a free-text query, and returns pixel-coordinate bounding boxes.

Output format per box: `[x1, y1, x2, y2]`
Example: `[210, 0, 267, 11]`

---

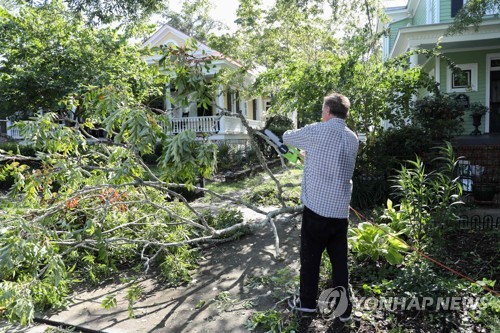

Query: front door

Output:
[490, 70, 500, 133]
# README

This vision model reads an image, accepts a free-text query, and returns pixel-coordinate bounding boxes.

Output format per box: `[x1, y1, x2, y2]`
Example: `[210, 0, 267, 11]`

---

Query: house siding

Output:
[389, 18, 412, 56]
[156, 31, 186, 46]
[413, 0, 427, 26]
[440, 0, 454, 23]
[437, 48, 500, 134]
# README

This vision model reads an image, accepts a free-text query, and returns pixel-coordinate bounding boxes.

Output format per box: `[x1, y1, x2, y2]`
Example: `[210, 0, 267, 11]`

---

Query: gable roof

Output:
[142, 23, 214, 54]
[142, 23, 261, 76]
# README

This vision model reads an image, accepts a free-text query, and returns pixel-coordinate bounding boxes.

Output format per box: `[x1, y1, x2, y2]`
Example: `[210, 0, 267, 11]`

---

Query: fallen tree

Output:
[0, 44, 301, 324]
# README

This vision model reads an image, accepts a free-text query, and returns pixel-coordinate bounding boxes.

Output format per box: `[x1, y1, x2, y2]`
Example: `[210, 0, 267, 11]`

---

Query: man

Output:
[283, 93, 359, 322]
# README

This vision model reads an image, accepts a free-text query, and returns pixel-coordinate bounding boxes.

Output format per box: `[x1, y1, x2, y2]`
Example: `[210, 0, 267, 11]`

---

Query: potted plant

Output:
[469, 102, 489, 135]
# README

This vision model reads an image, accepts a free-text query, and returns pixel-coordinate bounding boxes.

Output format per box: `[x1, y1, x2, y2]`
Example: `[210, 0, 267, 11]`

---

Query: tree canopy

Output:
[208, 0, 438, 130]
[22, 0, 168, 24]
[0, 1, 160, 119]
[160, 0, 227, 42]
[447, 0, 500, 35]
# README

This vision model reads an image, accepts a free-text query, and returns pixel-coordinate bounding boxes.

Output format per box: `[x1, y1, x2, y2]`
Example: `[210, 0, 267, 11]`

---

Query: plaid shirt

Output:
[283, 118, 359, 218]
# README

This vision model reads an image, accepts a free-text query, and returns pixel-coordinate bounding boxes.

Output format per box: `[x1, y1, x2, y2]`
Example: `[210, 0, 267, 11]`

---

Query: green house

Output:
[383, 0, 500, 135]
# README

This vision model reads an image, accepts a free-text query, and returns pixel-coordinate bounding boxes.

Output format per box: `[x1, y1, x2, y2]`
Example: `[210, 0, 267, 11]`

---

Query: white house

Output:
[142, 24, 269, 143]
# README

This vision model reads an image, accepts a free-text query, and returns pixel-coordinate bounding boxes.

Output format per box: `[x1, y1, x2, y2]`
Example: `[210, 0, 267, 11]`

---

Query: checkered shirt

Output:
[283, 118, 359, 218]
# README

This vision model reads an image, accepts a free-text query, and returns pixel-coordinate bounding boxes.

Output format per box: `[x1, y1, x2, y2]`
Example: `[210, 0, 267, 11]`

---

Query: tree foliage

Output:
[1, 0, 495, 328]
[22, 0, 167, 25]
[209, 0, 339, 69]
[219, 0, 439, 130]
[0, 1, 160, 120]
[447, 0, 500, 35]
[0, 39, 301, 324]
[160, 0, 227, 42]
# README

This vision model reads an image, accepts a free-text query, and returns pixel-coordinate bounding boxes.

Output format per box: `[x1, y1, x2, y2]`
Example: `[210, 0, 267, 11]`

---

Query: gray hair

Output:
[323, 93, 350, 119]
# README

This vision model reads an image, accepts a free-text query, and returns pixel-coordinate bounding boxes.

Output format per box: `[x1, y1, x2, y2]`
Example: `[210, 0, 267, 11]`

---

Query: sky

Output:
[168, 0, 274, 32]
[167, 0, 409, 33]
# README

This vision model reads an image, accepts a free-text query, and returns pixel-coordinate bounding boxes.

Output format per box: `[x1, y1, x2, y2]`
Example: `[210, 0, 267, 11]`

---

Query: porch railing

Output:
[0, 120, 22, 139]
[168, 116, 220, 134]
[166, 115, 263, 135]
[1, 116, 265, 140]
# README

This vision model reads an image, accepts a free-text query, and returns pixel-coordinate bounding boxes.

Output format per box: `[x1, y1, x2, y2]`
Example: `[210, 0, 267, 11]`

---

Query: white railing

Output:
[167, 115, 264, 135]
[169, 116, 220, 134]
[0, 120, 22, 139]
[0, 116, 265, 140]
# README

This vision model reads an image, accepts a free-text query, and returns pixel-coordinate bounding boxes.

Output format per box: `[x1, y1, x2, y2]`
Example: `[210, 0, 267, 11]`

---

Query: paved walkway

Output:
[1, 206, 301, 333]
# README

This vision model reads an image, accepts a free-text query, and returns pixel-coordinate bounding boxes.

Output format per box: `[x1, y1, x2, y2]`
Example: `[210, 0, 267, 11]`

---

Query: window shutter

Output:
[451, 0, 463, 17]
[227, 91, 232, 112]
[252, 99, 257, 120]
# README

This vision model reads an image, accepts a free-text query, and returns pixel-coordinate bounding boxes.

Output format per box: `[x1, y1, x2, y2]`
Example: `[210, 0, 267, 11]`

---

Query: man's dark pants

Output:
[300, 206, 350, 309]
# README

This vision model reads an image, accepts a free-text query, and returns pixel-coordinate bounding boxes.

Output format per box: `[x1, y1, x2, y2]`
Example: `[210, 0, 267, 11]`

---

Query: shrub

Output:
[412, 94, 465, 140]
[353, 125, 434, 208]
[216, 143, 245, 171]
[0, 142, 38, 157]
[0, 142, 41, 191]
[356, 125, 433, 177]
[388, 142, 463, 246]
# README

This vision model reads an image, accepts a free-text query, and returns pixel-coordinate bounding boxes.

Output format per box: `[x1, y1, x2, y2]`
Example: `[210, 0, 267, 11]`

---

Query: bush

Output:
[356, 125, 433, 177]
[216, 143, 245, 171]
[140, 143, 163, 165]
[0, 142, 38, 157]
[353, 125, 434, 208]
[412, 94, 465, 140]
[351, 175, 389, 210]
[0, 142, 41, 191]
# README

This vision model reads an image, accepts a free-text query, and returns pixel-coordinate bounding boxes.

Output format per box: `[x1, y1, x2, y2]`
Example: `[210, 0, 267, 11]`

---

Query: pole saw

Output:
[263, 129, 302, 165]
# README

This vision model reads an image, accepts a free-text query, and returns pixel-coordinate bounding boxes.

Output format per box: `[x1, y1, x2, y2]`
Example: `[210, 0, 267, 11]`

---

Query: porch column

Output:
[256, 96, 263, 121]
[409, 47, 419, 106]
[216, 85, 225, 114]
[165, 83, 172, 112]
[218, 115, 226, 134]
[409, 47, 419, 69]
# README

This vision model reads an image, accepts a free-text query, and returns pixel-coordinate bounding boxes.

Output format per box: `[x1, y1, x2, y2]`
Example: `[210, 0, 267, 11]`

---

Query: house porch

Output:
[165, 115, 264, 140]
[452, 134, 500, 205]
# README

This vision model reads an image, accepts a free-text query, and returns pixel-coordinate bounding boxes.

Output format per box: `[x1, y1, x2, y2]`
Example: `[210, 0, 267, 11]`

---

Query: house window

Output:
[447, 63, 478, 93]
[243, 101, 248, 117]
[265, 100, 272, 111]
[486, 2, 499, 15]
[451, 0, 463, 17]
[236, 91, 240, 113]
[383, 35, 390, 60]
[491, 59, 500, 68]
[452, 70, 471, 89]
[426, 0, 436, 24]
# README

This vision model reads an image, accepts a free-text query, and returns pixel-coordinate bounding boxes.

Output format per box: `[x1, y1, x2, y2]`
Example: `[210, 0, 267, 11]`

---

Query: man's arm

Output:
[282, 124, 316, 151]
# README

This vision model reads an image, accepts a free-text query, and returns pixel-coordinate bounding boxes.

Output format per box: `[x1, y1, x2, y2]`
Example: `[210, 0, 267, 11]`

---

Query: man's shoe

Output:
[339, 303, 352, 322]
[287, 296, 317, 313]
